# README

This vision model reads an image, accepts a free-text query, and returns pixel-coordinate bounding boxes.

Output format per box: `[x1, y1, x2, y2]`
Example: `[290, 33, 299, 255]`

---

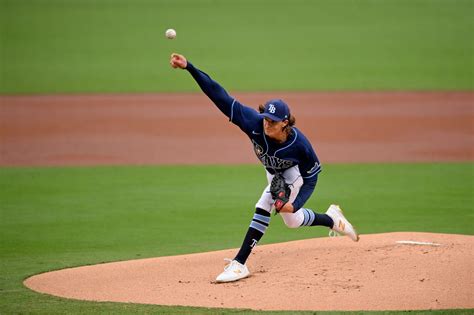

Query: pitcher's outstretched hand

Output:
[170, 53, 187, 69]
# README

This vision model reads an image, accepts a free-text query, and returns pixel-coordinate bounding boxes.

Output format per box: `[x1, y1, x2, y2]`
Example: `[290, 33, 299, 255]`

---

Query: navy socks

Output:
[299, 208, 334, 227]
[234, 208, 333, 265]
[234, 208, 270, 264]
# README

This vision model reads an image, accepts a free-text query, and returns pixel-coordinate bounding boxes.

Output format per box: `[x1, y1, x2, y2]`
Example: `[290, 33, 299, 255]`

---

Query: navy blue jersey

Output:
[186, 62, 321, 210]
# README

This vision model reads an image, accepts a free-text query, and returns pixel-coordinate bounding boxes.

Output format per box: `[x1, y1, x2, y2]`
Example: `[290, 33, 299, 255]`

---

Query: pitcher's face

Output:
[263, 117, 288, 140]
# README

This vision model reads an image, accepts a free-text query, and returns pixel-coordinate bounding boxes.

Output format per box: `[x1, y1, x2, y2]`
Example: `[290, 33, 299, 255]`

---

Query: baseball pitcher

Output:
[170, 53, 359, 283]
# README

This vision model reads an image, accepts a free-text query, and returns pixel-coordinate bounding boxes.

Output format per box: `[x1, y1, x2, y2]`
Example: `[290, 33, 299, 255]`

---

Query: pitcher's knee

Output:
[284, 220, 301, 228]
[281, 215, 301, 228]
[280, 210, 304, 228]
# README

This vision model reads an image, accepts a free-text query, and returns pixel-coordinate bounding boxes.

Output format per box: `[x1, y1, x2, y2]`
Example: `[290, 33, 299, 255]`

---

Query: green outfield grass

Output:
[1, 0, 473, 94]
[0, 163, 473, 314]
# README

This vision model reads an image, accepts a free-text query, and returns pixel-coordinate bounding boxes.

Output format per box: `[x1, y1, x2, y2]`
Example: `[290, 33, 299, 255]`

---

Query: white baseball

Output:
[165, 28, 176, 39]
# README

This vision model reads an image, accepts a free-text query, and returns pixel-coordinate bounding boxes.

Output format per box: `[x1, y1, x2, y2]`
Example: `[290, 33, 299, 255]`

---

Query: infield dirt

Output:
[1, 92, 472, 166]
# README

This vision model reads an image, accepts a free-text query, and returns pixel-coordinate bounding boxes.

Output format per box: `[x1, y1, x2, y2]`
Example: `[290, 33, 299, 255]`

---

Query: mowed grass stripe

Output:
[1, 0, 473, 93]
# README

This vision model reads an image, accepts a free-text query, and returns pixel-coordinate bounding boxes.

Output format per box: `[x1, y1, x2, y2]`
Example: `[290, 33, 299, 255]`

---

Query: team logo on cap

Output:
[268, 104, 276, 114]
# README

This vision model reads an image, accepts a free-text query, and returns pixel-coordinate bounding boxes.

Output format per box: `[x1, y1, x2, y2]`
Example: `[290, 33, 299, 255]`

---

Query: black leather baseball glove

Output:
[270, 173, 291, 213]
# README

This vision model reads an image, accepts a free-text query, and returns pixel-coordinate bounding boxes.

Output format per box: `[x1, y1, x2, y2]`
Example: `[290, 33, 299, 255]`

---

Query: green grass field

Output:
[1, 0, 473, 94]
[1, 163, 473, 314]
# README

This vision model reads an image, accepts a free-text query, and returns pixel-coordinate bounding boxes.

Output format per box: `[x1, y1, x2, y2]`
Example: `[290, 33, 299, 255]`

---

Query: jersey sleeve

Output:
[186, 62, 260, 134]
[292, 143, 322, 210]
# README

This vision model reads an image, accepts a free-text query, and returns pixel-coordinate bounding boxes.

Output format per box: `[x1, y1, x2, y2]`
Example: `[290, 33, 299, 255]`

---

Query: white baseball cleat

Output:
[215, 259, 250, 283]
[326, 204, 359, 242]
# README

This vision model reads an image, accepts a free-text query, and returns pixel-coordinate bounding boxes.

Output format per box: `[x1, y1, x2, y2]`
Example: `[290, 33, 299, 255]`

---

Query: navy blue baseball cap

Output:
[260, 99, 290, 122]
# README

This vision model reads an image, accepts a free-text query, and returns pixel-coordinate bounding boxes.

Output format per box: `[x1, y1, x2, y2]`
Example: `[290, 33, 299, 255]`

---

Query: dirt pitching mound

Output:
[24, 232, 473, 311]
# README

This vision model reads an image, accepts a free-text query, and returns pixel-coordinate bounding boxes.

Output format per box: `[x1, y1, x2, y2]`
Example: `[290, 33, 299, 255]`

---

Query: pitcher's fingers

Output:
[171, 53, 182, 60]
